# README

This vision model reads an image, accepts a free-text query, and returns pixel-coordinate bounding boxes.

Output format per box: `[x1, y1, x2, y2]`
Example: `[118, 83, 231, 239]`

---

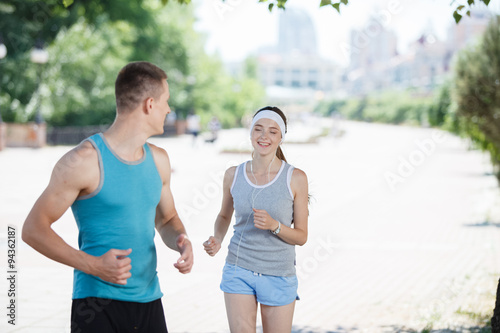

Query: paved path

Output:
[1, 120, 499, 332]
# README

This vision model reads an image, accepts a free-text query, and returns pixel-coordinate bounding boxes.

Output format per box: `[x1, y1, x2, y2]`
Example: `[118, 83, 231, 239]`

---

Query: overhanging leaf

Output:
[320, 0, 332, 6]
[332, 3, 340, 13]
[62, 0, 74, 7]
[268, 3, 274, 11]
[453, 10, 463, 23]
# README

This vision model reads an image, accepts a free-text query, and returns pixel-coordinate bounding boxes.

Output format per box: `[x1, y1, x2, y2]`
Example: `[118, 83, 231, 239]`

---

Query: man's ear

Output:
[144, 97, 154, 114]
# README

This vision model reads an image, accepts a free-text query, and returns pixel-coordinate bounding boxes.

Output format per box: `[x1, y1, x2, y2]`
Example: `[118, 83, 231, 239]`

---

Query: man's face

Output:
[152, 80, 171, 134]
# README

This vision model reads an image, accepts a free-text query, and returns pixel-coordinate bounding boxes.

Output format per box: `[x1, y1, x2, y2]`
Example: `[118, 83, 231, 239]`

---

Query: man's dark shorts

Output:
[71, 297, 168, 333]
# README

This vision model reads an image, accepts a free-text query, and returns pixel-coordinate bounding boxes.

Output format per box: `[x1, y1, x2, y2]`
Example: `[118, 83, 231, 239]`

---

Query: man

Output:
[22, 61, 193, 333]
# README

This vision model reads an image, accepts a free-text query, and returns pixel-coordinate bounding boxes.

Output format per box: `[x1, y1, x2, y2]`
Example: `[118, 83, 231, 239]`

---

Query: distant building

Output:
[277, 8, 317, 56]
[345, 7, 492, 96]
[346, 16, 399, 94]
[257, 8, 341, 104]
[227, 8, 341, 107]
[348, 17, 398, 72]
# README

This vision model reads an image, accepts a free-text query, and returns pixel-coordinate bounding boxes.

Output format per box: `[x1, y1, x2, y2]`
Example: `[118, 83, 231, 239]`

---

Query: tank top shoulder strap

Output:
[230, 162, 245, 194]
[284, 162, 295, 199]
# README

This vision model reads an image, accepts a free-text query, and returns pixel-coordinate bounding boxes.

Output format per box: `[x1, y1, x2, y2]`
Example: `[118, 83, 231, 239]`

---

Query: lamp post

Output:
[0, 36, 7, 123]
[0, 36, 7, 151]
[30, 39, 49, 124]
[30, 40, 48, 148]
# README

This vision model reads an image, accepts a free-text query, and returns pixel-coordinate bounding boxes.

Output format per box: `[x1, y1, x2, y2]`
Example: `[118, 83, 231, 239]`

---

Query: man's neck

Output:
[103, 115, 149, 162]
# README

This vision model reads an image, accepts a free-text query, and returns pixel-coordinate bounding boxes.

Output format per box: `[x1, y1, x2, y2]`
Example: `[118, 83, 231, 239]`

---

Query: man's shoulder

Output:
[72, 140, 99, 164]
[147, 142, 168, 160]
[54, 140, 98, 176]
[47, 140, 100, 192]
[147, 143, 170, 180]
[76, 139, 98, 155]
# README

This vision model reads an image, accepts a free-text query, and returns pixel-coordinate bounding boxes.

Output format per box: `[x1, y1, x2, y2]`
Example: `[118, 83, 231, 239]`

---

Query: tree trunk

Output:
[492, 278, 500, 332]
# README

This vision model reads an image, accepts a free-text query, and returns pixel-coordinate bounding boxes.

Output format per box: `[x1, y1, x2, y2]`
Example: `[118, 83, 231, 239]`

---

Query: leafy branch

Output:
[61, 0, 493, 23]
[452, 0, 491, 23]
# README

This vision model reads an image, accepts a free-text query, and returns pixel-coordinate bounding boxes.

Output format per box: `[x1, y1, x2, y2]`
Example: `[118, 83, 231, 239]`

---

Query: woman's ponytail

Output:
[276, 146, 287, 162]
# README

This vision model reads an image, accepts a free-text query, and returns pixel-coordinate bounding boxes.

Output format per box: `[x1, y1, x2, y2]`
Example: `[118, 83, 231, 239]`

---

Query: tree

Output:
[0, 0, 156, 58]
[0, 0, 155, 122]
[0, 0, 265, 128]
[42, 19, 133, 126]
[0, 0, 265, 125]
[428, 81, 451, 128]
[0, 0, 493, 123]
[453, 15, 500, 182]
[1, 0, 492, 55]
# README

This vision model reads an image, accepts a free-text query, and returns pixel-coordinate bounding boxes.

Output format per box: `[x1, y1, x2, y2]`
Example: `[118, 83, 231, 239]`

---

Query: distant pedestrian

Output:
[22, 61, 193, 333]
[186, 111, 201, 146]
[207, 116, 221, 143]
[203, 106, 309, 333]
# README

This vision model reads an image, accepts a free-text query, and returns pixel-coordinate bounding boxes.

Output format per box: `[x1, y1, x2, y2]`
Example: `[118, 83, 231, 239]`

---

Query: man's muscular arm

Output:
[22, 141, 133, 285]
[150, 144, 193, 274]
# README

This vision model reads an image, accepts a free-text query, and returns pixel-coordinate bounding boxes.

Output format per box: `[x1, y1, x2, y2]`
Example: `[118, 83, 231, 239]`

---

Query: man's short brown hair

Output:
[115, 62, 167, 112]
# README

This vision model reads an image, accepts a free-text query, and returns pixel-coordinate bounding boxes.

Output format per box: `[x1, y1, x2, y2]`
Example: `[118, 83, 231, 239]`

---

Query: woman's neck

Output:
[251, 154, 280, 175]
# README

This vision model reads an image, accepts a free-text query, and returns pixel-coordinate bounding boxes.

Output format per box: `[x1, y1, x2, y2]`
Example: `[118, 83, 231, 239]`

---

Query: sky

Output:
[194, 0, 500, 67]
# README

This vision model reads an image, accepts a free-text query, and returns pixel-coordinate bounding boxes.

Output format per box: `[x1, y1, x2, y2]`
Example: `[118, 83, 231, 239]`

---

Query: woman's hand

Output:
[203, 236, 221, 257]
[253, 208, 279, 231]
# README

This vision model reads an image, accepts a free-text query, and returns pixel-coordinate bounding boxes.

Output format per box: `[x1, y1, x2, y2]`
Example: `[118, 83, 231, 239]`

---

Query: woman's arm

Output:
[204, 166, 236, 256]
[253, 168, 308, 246]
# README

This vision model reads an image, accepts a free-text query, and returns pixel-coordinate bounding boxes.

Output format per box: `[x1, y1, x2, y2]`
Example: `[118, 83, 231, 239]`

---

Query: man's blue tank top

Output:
[71, 133, 163, 302]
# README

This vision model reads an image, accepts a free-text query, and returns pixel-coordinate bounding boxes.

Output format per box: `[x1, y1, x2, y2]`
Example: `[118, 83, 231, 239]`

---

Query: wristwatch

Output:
[271, 222, 281, 235]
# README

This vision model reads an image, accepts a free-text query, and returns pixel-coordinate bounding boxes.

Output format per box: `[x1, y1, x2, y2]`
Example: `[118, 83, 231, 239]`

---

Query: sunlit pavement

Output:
[1, 119, 499, 332]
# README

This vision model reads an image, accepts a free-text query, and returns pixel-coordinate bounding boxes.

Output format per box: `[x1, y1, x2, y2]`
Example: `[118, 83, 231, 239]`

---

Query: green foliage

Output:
[452, 0, 492, 23]
[0, 0, 153, 58]
[0, 0, 265, 128]
[314, 99, 347, 117]
[453, 15, 500, 179]
[190, 54, 265, 128]
[43, 19, 132, 126]
[243, 56, 259, 80]
[0, 0, 154, 122]
[3, 0, 484, 126]
[428, 81, 452, 127]
[258, 0, 488, 22]
[0, 0, 490, 58]
[316, 91, 431, 126]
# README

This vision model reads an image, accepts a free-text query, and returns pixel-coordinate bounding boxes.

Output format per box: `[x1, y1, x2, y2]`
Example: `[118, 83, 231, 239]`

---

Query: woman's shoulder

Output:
[225, 165, 238, 177]
[223, 164, 241, 187]
[227, 160, 248, 172]
[290, 165, 307, 182]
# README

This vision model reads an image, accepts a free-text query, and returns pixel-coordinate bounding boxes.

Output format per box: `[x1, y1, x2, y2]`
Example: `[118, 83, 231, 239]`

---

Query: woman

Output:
[203, 106, 309, 333]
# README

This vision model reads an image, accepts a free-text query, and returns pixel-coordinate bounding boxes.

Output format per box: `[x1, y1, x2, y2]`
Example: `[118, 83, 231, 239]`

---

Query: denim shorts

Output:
[220, 263, 299, 306]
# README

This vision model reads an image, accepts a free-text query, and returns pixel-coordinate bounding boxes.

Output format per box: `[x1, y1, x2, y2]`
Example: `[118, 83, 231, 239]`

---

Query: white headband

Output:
[250, 110, 286, 142]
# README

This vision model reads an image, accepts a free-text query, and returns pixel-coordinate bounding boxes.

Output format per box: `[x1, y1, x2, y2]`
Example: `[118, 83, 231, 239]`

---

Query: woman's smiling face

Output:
[251, 118, 282, 154]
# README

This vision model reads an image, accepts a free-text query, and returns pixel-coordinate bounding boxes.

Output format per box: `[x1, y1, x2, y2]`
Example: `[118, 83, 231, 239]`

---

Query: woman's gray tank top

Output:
[226, 160, 296, 276]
